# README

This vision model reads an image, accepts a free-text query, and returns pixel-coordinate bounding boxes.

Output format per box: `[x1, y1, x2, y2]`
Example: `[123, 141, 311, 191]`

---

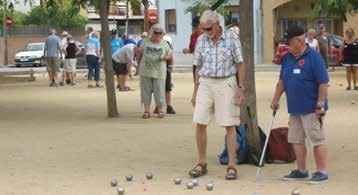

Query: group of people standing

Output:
[44, 29, 81, 87]
[304, 25, 358, 90]
[186, 10, 330, 184]
[86, 24, 176, 119]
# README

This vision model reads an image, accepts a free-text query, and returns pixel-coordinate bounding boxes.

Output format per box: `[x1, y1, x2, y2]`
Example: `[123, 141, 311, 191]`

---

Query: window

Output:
[313, 19, 332, 33]
[280, 19, 307, 38]
[165, 9, 176, 33]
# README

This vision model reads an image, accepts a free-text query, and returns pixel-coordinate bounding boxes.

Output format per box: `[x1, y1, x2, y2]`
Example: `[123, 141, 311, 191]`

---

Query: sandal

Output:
[226, 166, 238, 180]
[95, 84, 103, 88]
[189, 163, 208, 178]
[119, 86, 133, 91]
[157, 111, 165, 118]
[88, 84, 94, 88]
[346, 86, 351, 90]
[142, 112, 150, 119]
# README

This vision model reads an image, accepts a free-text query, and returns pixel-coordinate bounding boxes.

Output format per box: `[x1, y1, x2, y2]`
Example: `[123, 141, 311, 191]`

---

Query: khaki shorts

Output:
[46, 57, 60, 73]
[288, 113, 326, 146]
[64, 59, 77, 73]
[193, 76, 240, 127]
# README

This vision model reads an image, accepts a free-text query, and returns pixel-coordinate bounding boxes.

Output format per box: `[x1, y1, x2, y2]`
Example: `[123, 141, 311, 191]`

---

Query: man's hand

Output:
[183, 48, 190, 54]
[234, 88, 245, 106]
[315, 107, 325, 119]
[191, 91, 197, 107]
[270, 100, 280, 111]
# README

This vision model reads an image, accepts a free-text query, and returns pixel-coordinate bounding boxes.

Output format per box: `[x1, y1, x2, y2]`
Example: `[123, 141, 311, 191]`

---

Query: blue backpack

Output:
[219, 124, 248, 164]
[219, 125, 267, 165]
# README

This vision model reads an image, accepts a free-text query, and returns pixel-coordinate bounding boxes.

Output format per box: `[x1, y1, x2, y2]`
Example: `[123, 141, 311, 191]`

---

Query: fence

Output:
[1, 26, 86, 36]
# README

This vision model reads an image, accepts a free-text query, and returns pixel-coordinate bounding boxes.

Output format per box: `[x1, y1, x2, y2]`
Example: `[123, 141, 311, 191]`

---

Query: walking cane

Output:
[255, 110, 277, 181]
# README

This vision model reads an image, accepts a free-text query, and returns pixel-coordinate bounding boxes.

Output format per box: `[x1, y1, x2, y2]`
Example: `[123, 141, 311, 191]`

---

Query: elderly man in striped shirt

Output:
[189, 10, 245, 180]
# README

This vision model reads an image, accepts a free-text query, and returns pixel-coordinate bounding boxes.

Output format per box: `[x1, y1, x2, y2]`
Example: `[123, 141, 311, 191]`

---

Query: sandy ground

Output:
[0, 71, 358, 195]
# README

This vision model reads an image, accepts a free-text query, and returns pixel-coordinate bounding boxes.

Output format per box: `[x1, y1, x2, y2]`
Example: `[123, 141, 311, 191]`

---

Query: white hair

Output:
[149, 23, 164, 38]
[200, 10, 220, 24]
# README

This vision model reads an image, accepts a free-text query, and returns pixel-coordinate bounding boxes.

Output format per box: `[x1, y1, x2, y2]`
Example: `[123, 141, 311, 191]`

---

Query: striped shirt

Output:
[193, 30, 243, 78]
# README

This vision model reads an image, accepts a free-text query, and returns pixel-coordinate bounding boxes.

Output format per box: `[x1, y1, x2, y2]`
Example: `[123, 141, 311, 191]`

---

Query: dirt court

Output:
[0, 71, 357, 195]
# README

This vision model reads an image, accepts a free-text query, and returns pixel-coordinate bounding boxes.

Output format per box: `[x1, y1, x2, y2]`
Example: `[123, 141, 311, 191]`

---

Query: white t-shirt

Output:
[112, 44, 135, 63]
[61, 37, 68, 59]
[305, 38, 318, 50]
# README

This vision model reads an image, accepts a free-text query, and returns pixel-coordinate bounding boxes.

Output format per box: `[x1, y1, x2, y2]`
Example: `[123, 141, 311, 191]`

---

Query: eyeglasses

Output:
[154, 31, 163, 35]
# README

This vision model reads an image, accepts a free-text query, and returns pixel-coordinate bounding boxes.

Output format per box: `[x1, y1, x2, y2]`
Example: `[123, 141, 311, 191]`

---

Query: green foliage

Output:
[312, 0, 358, 21]
[23, 1, 87, 28]
[181, 0, 230, 19]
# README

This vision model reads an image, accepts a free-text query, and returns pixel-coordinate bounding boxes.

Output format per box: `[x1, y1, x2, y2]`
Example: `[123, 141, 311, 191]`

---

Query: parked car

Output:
[273, 34, 343, 67]
[14, 43, 46, 67]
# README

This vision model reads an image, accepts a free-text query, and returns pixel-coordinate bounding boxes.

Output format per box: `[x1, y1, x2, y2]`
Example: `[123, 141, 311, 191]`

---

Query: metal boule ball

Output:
[110, 179, 118, 187]
[292, 188, 300, 195]
[186, 182, 194, 189]
[206, 182, 214, 191]
[352, 100, 356, 104]
[146, 172, 153, 180]
[191, 179, 198, 187]
[116, 187, 125, 195]
[173, 177, 182, 185]
[125, 175, 133, 181]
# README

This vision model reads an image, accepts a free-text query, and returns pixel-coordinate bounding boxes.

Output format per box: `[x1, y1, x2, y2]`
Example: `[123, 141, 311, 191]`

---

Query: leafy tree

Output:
[23, 3, 87, 28]
[312, 0, 358, 21]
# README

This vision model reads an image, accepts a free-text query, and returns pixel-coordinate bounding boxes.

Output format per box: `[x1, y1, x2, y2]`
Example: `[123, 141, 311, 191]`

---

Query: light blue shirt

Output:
[86, 37, 101, 57]
[44, 35, 61, 57]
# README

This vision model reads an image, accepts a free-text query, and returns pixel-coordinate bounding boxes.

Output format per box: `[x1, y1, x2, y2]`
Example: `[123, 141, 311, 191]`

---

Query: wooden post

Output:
[239, 0, 262, 158]
[99, 0, 119, 118]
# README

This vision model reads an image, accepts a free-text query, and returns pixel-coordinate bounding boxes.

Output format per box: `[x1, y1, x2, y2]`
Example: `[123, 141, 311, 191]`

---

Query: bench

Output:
[0, 69, 36, 82]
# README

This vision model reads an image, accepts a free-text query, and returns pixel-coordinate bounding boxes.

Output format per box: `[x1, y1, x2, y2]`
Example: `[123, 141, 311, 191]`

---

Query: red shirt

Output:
[189, 30, 203, 53]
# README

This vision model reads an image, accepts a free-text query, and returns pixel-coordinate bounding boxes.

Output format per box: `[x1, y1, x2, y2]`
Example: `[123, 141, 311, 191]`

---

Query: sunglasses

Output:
[202, 26, 213, 32]
[154, 31, 163, 35]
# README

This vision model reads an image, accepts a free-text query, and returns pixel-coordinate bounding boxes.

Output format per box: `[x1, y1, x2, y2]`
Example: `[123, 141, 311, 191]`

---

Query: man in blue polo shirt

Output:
[110, 29, 123, 54]
[271, 25, 329, 184]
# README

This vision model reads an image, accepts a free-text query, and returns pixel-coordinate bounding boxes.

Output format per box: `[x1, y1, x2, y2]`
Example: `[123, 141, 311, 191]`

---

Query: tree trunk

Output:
[99, 0, 119, 118]
[239, 0, 261, 158]
[3, 0, 8, 66]
[143, 0, 149, 32]
[126, 0, 129, 35]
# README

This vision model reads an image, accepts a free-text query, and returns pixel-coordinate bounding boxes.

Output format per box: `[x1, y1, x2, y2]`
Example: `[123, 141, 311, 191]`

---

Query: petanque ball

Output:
[116, 187, 125, 195]
[292, 188, 300, 195]
[206, 182, 214, 191]
[146, 173, 153, 180]
[173, 177, 182, 185]
[191, 179, 198, 187]
[186, 182, 194, 189]
[110, 179, 118, 187]
[125, 175, 133, 181]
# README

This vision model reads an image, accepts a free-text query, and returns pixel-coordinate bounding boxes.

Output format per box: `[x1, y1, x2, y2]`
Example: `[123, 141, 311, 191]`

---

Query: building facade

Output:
[157, 0, 264, 64]
[87, 0, 157, 38]
[262, 0, 358, 64]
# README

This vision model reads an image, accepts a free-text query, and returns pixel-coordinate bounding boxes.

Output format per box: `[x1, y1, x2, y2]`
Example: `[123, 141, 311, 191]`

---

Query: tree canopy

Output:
[312, 0, 358, 21]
